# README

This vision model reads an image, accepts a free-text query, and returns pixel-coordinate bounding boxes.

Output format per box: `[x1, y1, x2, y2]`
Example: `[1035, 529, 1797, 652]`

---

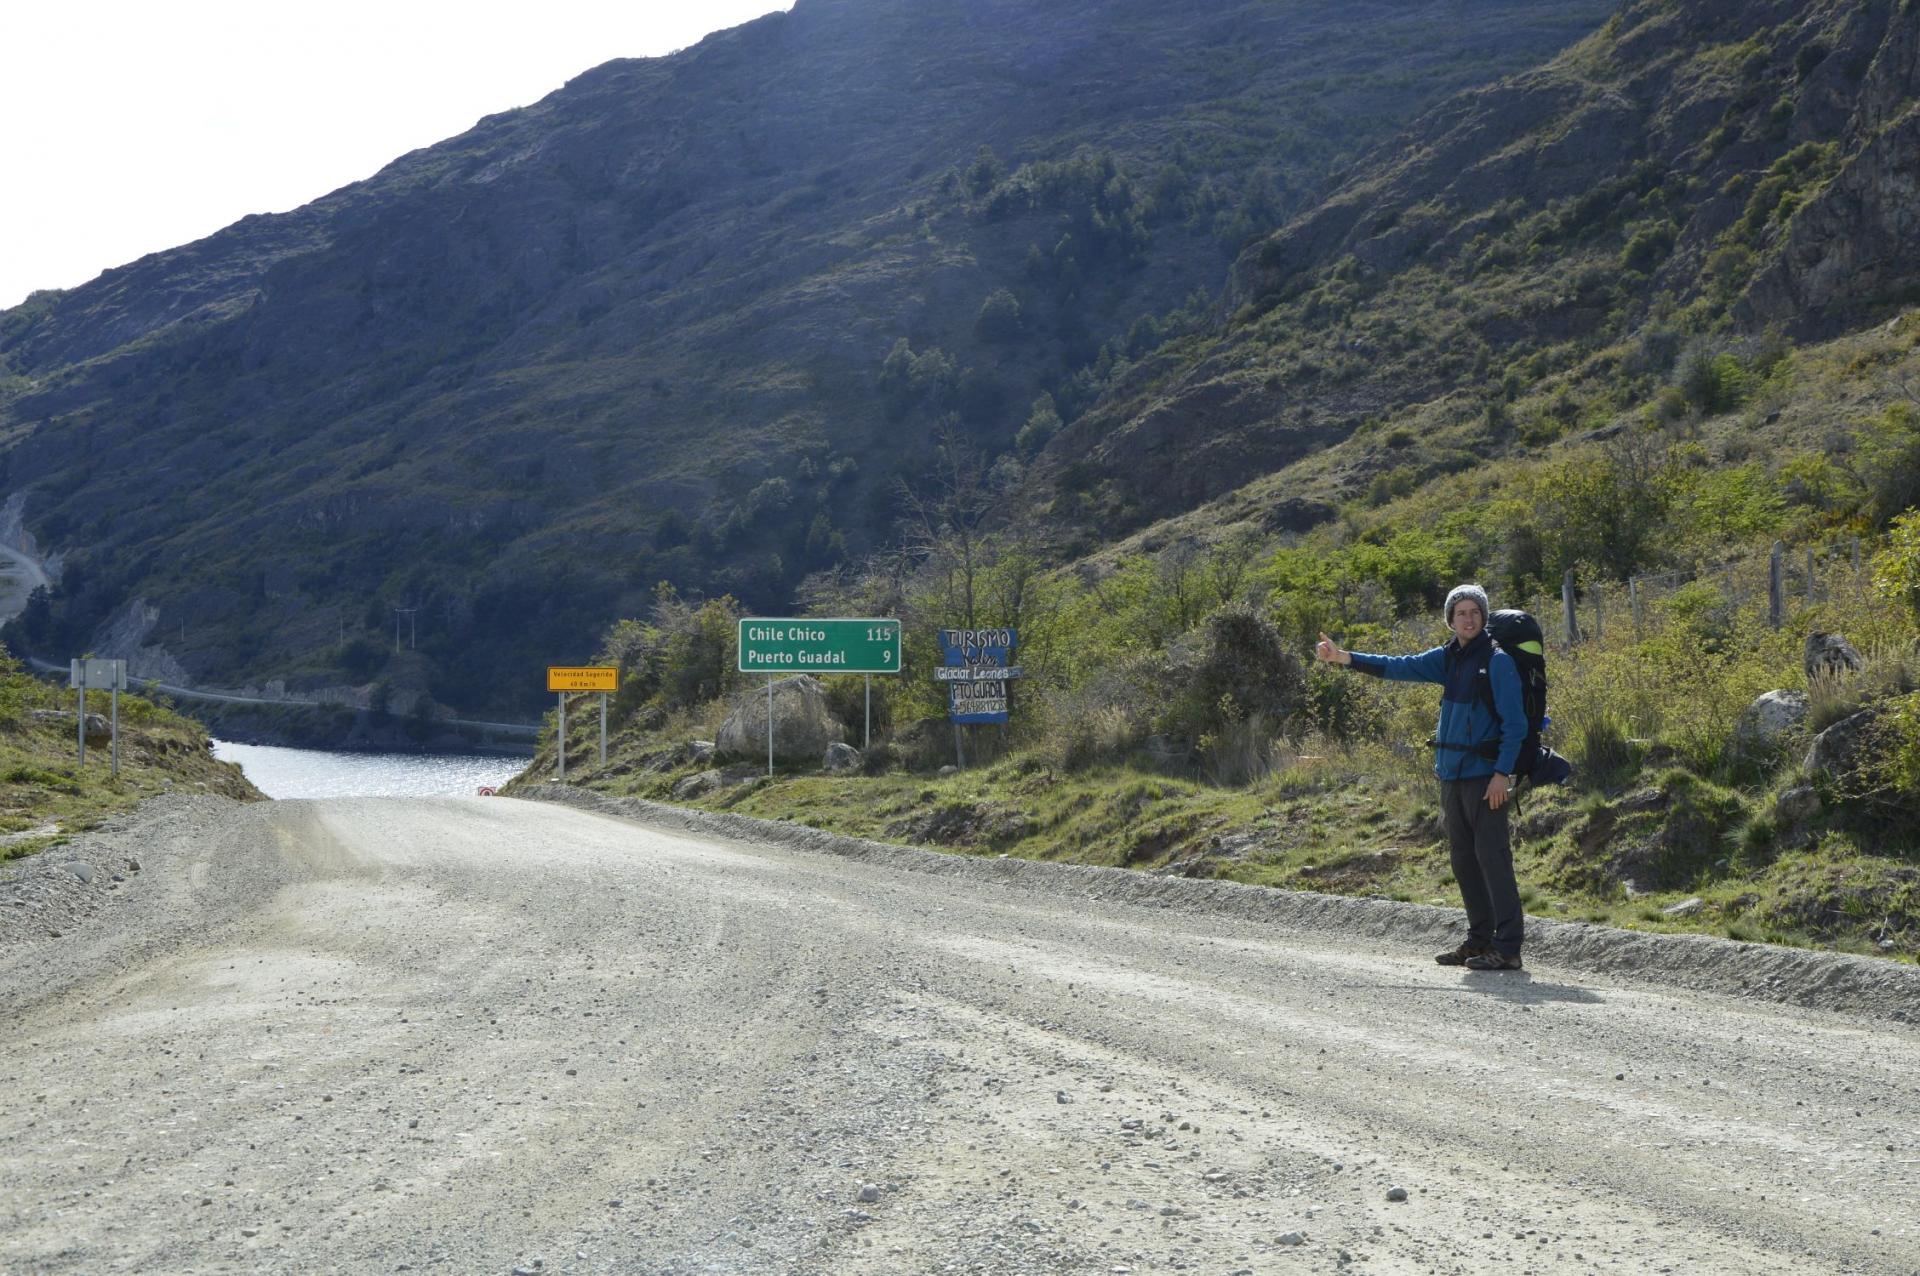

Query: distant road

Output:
[4, 535, 538, 737]
[0, 541, 50, 626]
[22, 655, 540, 738]
[2, 795, 1914, 1273]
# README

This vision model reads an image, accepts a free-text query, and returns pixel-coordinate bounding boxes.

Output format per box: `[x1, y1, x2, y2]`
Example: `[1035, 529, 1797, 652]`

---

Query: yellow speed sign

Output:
[547, 666, 618, 692]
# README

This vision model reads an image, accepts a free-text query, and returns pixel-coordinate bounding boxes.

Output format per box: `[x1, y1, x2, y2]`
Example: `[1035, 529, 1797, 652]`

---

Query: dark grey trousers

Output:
[1440, 776, 1524, 956]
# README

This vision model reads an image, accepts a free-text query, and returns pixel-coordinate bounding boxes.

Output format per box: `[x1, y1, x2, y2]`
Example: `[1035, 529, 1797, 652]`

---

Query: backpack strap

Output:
[1477, 638, 1503, 726]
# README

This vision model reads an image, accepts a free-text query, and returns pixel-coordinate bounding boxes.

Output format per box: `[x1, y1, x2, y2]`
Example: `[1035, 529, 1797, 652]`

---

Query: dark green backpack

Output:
[1481, 610, 1570, 784]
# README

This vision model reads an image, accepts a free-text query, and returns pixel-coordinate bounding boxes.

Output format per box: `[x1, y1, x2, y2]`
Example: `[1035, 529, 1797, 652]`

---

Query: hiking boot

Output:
[1435, 942, 1493, 966]
[1464, 950, 1523, 971]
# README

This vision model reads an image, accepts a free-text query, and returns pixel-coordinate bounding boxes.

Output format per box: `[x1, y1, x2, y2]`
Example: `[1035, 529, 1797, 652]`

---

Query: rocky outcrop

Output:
[1040, 0, 1920, 535]
[1805, 708, 1879, 784]
[884, 800, 1032, 848]
[715, 676, 846, 765]
[1804, 632, 1865, 680]
[1735, 690, 1808, 756]
[1741, 8, 1920, 337]
[1743, 109, 1920, 338]
[671, 766, 760, 800]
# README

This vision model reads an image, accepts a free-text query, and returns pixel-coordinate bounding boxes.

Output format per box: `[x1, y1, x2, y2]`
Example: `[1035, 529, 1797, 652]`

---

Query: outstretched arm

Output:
[1325, 638, 1448, 684]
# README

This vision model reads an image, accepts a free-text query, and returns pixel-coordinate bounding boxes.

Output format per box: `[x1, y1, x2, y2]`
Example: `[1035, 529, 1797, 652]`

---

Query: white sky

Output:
[0, 1, 794, 310]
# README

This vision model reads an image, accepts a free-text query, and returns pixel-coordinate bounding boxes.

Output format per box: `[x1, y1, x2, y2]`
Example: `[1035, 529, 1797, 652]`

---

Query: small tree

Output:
[974, 288, 1023, 342]
[897, 425, 995, 628]
[964, 145, 1004, 197]
[1015, 393, 1062, 457]
[1872, 509, 1920, 627]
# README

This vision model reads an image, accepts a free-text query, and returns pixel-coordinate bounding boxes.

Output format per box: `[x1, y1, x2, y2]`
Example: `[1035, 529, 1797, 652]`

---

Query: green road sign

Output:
[737, 617, 901, 674]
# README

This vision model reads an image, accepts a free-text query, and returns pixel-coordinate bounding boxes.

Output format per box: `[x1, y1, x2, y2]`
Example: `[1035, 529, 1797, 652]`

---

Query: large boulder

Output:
[823, 742, 861, 773]
[1804, 708, 1878, 784]
[716, 675, 846, 764]
[1804, 632, 1865, 680]
[1734, 690, 1807, 756]
[671, 766, 760, 800]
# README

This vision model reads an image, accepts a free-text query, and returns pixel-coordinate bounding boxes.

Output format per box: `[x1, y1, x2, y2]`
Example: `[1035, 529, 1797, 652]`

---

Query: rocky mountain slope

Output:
[1027, 0, 1920, 540]
[0, 0, 1609, 718]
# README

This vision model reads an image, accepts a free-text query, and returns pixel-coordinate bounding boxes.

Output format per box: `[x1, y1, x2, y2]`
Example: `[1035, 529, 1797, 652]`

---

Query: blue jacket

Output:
[1348, 631, 1527, 781]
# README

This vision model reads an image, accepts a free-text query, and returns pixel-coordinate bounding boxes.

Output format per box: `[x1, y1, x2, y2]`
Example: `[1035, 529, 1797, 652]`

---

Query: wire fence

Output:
[1518, 538, 1867, 648]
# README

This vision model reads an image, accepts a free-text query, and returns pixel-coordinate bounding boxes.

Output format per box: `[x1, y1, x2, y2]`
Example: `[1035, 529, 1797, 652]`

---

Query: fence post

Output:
[1806, 546, 1816, 607]
[1852, 537, 1861, 572]
[1593, 584, 1603, 641]
[1768, 541, 1785, 628]
[1629, 577, 1642, 631]
[1562, 569, 1580, 646]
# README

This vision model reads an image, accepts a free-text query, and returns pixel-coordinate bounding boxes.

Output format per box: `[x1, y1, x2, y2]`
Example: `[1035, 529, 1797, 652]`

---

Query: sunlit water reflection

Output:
[212, 740, 529, 799]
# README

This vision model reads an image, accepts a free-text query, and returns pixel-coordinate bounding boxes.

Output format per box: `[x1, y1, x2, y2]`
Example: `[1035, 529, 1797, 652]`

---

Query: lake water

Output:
[212, 740, 530, 799]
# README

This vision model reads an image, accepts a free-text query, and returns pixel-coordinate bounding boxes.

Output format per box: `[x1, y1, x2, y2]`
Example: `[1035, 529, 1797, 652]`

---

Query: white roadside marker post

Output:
[74, 660, 86, 767]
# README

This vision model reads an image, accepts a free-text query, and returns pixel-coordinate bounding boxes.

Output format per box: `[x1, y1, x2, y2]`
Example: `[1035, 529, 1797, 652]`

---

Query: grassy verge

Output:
[0, 654, 262, 860]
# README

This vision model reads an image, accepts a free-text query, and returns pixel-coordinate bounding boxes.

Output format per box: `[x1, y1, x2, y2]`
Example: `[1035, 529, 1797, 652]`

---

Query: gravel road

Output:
[2, 792, 1917, 1275]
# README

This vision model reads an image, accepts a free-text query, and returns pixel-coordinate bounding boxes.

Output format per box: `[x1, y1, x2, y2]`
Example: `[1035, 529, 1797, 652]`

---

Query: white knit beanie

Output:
[1444, 583, 1490, 624]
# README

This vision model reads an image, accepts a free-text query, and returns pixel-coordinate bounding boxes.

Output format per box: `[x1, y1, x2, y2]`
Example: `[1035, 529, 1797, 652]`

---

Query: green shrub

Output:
[1675, 346, 1752, 416]
[1857, 408, 1920, 532]
[1039, 655, 1162, 772]
[1163, 604, 1306, 742]
[822, 674, 890, 744]
[1620, 221, 1676, 274]
[1861, 691, 1920, 808]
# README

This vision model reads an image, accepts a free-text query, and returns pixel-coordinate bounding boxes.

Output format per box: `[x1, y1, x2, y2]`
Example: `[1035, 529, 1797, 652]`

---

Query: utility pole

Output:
[393, 607, 417, 652]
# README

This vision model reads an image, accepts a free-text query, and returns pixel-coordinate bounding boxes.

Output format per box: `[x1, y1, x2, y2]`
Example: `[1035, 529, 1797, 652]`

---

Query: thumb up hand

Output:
[1315, 633, 1350, 665]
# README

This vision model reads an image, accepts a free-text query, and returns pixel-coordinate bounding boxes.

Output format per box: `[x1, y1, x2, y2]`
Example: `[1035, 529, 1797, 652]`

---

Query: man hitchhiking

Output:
[1314, 584, 1528, 971]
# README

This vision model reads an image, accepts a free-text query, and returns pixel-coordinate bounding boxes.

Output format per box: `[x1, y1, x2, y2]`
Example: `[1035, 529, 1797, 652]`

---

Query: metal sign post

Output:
[68, 659, 128, 774]
[767, 676, 775, 777]
[547, 667, 619, 782]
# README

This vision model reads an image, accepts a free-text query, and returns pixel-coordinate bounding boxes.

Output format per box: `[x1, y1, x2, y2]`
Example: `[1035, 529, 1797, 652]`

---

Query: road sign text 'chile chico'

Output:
[737, 618, 901, 674]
